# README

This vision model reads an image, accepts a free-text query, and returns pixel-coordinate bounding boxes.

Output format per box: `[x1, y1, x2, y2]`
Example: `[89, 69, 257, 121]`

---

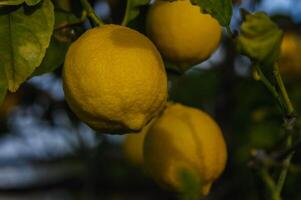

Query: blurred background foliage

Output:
[0, 0, 301, 199]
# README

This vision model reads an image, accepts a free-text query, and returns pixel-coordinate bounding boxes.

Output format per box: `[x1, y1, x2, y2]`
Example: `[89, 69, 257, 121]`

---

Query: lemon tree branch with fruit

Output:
[0, 0, 300, 199]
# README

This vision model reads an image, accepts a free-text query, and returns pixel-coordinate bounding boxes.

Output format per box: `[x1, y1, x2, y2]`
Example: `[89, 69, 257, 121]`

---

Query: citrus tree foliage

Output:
[237, 11, 283, 68]
[33, 11, 79, 76]
[0, 0, 41, 6]
[191, 0, 232, 28]
[0, 0, 54, 92]
[0, 0, 81, 105]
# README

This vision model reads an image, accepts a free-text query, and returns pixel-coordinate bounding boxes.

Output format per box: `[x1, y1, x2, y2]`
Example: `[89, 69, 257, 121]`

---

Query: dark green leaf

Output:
[121, 0, 149, 26]
[191, 0, 232, 27]
[32, 34, 69, 76]
[33, 11, 79, 76]
[236, 11, 283, 67]
[0, 0, 54, 91]
[0, 0, 41, 6]
[0, 0, 24, 5]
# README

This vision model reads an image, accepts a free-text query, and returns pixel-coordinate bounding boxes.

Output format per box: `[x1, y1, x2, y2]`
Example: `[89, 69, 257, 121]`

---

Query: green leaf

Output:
[0, 0, 41, 6]
[121, 0, 149, 26]
[191, 0, 233, 28]
[0, 0, 24, 6]
[32, 33, 68, 76]
[236, 11, 283, 67]
[33, 11, 80, 76]
[0, 0, 54, 91]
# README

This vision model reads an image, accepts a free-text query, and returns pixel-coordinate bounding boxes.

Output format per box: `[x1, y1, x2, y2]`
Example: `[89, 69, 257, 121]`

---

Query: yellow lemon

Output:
[123, 122, 153, 166]
[279, 32, 301, 75]
[63, 25, 168, 133]
[144, 103, 227, 196]
[146, 0, 221, 66]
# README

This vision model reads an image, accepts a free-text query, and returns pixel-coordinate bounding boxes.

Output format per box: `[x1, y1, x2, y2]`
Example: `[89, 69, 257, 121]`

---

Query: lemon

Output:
[146, 0, 221, 66]
[63, 25, 168, 133]
[279, 32, 301, 75]
[123, 122, 153, 166]
[144, 103, 227, 195]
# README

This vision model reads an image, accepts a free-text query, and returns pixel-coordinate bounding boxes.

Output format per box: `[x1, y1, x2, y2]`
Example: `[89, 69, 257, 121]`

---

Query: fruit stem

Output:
[80, 0, 104, 27]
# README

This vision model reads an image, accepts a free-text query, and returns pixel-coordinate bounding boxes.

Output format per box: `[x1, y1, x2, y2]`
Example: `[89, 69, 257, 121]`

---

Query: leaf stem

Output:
[80, 0, 104, 27]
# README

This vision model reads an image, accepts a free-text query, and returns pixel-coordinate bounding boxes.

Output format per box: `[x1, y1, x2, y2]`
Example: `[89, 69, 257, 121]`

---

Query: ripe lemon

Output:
[63, 25, 168, 133]
[143, 103, 227, 195]
[279, 32, 301, 75]
[146, 0, 221, 66]
[123, 122, 153, 166]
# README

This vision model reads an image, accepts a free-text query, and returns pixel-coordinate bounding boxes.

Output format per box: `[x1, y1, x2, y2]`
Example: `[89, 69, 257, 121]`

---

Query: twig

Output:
[259, 168, 281, 200]
[273, 63, 295, 116]
[251, 61, 298, 199]
[276, 135, 294, 194]
[250, 148, 301, 173]
[80, 0, 104, 27]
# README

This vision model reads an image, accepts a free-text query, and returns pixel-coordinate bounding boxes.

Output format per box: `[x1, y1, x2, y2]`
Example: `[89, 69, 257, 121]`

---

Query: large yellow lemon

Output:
[63, 25, 168, 133]
[144, 103, 227, 196]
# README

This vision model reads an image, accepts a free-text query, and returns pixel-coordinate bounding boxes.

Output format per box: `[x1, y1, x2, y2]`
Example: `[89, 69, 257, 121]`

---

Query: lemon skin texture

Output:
[63, 25, 168, 133]
[144, 103, 227, 195]
[146, 0, 222, 65]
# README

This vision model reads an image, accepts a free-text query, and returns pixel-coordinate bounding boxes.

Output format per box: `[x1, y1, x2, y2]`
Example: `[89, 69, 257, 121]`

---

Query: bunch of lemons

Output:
[123, 103, 227, 196]
[63, 0, 226, 197]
